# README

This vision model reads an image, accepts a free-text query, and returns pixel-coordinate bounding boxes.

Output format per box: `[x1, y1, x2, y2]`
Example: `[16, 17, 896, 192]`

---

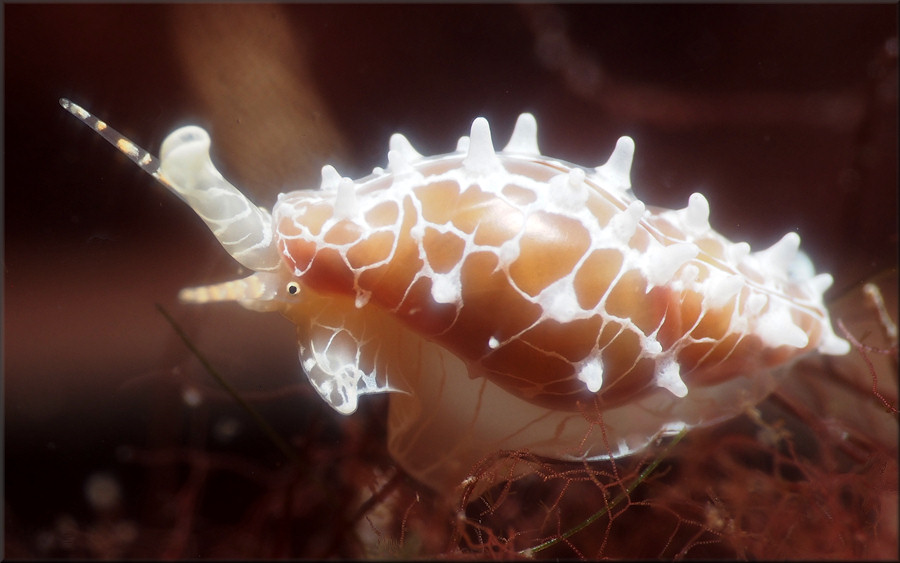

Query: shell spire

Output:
[462, 117, 503, 175]
[502, 113, 540, 155]
[319, 164, 341, 191]
[389, 133, 423, 163]
[755, 232, 802, 276]
[333, 178, 359, 220]
[592, 135, 635, 194]
[683, 193, 711, 235]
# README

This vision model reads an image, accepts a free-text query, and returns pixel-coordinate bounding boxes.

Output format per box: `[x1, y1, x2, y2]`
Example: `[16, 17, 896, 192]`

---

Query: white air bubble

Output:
[182, 387, 203, 407]
[84, 472, 121, 512]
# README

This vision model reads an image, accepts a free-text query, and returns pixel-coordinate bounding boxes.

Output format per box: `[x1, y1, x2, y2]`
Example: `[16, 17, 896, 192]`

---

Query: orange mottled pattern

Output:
[278, 169, 824, 412]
